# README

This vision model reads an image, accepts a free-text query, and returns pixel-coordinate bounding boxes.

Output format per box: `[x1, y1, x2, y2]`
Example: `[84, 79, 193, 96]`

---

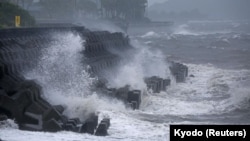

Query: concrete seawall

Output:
[0, 26, 188, 135]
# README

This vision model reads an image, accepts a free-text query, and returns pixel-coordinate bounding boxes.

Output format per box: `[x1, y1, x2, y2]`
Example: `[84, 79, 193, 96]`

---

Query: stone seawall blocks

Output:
[145, 76, 171, 93]
[169, 62, 188, 83]
[0, 26, 191, 136]
[127, 90, 141, 109]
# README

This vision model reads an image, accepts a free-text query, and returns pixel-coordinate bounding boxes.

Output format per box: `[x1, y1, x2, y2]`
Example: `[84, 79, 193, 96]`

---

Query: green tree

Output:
[0, 1, 35, 28]
[77, 0, 98, 16]
[39, 0, 75, 19]
[39, 0, 98, 20]
[100, 0, 148, 21]
[21, 0, 34, 10]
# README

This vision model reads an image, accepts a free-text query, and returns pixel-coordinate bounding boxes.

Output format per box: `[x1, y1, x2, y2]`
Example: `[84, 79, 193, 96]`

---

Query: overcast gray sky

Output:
[148, 0, 250, 20]
[148, 0, 167, 6]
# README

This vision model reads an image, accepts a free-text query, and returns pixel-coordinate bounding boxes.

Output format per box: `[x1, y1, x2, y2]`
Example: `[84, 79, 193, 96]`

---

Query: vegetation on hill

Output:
[38, 0, 148, 22]
[0, 1, 35, 28]
[100, 0, 148, 21]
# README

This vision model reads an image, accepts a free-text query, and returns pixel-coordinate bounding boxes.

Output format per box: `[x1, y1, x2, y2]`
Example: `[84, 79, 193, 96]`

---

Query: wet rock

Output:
[190, 74, 195, 77]
[169, 62, 188, 83]
[126, 102, 133, 109]
[53, 105, 65, 114]
[144, 76, 171, 93]
[0, 26, 136, 135]
[43, 118, 63, 132]
[64, 118, 82, 132]
[101, 118, 110, 129]
[80, 114, 98, 134]
[80, 121, 96, 134]
[127, 90, 141, 109]
[115, 85, 130, 101]
[95, 122, 108, 136]
[0, 75, 23, 94]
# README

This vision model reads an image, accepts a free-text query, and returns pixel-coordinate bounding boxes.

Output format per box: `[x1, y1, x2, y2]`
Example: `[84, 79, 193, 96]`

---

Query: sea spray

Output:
[24, 32, 99, 121]
[141, 64, 250, 115]
[106, 39, 171, 90]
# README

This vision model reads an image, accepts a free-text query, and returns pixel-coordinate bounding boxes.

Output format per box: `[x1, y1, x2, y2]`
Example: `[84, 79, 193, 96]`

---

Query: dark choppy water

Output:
[128, 20, 250, 125]
[130, 20, 250, 70]
[1, 20, 250, 141]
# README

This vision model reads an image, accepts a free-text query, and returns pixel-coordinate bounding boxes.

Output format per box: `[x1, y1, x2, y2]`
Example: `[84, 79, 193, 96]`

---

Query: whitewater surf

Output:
[1, 20, 250, 141]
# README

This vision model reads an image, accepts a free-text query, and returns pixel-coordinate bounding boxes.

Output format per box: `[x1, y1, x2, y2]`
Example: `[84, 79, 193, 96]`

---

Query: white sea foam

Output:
[173, 24, 200, 36]
[141, 31, 160, 38]
[173, 24, 232, 36]
[9, 21, 250, 141]
[141, 64, 250, 115]
[24, 32, 250, 119]
[0, 119, 18, 129]
[0, 110, 168, 141]
[24, 32, 127, 121]
[20, 31, 170, 141]
[107, 39, 170, 90]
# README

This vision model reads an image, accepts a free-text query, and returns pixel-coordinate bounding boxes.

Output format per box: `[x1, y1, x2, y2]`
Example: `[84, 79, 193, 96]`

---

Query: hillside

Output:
[0, 1, 35, 28]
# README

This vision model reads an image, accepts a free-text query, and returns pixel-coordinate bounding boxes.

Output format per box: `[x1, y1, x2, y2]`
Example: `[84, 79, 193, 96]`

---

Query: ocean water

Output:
[1, 20, 250, 141]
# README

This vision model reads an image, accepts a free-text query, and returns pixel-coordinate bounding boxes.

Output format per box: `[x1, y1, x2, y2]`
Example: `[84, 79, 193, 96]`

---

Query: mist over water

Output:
[129, 20, 250, 125]
[142, 64, 250, 116]
[75, 18, 125, 33]
[107, 40, 170, 90]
